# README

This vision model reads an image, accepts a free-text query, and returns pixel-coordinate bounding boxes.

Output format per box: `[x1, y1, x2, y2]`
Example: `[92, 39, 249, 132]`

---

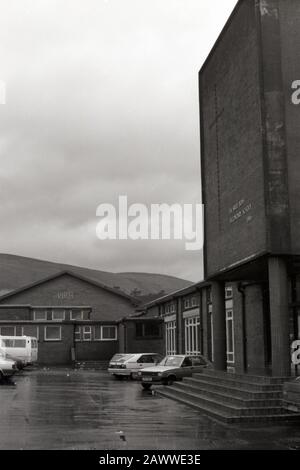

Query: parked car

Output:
[0, 354, 18, 381]
[108, 353, 163, 379]
[137, 354, 212, 389]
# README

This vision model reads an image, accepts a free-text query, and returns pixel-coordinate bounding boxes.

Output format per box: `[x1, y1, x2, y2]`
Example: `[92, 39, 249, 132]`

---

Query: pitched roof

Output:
[0, 270, 138, 305]
[143, 279, 211, 308]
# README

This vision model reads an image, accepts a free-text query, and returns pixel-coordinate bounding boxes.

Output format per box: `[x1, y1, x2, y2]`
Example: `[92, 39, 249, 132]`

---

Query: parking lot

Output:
[0, 368, 300, 450]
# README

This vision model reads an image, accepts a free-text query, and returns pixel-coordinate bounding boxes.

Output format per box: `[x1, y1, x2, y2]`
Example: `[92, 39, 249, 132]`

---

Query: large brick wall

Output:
[0, 273, 134, 321]
[200, 0, 266, 277]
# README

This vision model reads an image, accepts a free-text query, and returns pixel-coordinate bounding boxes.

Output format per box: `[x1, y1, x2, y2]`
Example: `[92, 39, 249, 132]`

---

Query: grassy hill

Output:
[0, 253, 192, 299]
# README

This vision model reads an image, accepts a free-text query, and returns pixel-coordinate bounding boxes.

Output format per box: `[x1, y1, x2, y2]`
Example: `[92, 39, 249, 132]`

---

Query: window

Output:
[83, 326, 92, 341]
[82, 310, 90, 321]
[170, 304, 176, 313]
[225, 286, 233, 299]
[136, 322, 161, 338]
[44, 326, 61, 341]
[165, 320, 176, 355]
[74, 325, 81, 342]
[182, 357, 193, 367]
[185, 317, 200, 356]
[70, 310, 90, 321]
[14, 339, 26, 348]
[226, 310, 235, 363]
[101, 326, 117, 341]
[33, 310, 47, 321]
[22, 325, 39, 340]
[52, 310, 65, 321]
[184, 299, 191, 309]
[0, 326, 16, 336]
[191, 297, 198, 307]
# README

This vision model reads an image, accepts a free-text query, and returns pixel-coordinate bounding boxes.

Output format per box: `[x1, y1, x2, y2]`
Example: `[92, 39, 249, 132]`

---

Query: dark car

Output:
[137, 354, 211, 390]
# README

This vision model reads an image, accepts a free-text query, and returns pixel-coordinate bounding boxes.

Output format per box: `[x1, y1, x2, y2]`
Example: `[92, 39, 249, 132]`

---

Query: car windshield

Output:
[160, 356, 183, 367]
[110, 354, 134, 363]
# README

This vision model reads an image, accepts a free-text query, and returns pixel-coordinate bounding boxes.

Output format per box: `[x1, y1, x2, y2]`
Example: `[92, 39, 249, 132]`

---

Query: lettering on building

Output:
[229, 199, 252, 224]
[56, 291, 74, 300]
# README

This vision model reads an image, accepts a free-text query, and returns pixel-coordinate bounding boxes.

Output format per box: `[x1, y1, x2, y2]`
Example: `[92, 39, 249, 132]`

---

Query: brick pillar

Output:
[211, 281, 227, 371]
[268, 257, 291, 377]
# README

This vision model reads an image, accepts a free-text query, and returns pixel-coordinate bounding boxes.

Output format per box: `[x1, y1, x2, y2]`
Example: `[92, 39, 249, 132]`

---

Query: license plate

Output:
[143, 377, 152, 382]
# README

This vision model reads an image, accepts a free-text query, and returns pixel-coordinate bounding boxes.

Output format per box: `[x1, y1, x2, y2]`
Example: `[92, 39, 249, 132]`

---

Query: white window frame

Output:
[100, 325, 117, 341]
[208, 304, 214, 362]
[51, 310, 65, 321]
[33, 310, 47, 321]
[226, 309, 235, 363]
[71, 310, 83, 321]
[22, 326, 39, 341]
[184, 299, 191, 309]
[185, 316, 200, 356]
[74, 325, 81, 342]
[165, 320, 176, 355]
[225, 286, 233, 299]
[44, 325, 62, 342]
[0, 326, 16, 336]
[83, 326, 92, 341]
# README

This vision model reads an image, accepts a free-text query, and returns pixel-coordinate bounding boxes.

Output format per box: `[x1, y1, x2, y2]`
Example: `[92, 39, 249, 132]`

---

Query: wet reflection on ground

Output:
[0, 368, 300, 450]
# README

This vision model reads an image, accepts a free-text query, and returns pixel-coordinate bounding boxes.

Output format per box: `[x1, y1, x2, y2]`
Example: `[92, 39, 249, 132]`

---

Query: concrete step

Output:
[191, 373, 283, 392]
[159, 385, 287, 417]
[184, 377, 283, 399]
[203, 369, 291, 385]
[156, 388, 300, 424]
[174, 381, 282, 408]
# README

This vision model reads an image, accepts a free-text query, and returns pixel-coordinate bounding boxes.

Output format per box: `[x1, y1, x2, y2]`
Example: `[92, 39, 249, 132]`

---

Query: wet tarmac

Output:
[0, 368, 300, 450]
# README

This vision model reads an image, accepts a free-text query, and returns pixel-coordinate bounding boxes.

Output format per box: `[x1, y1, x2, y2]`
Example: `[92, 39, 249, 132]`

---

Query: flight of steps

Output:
[156, 369, 300, 423]
[74, 360, 109, 370]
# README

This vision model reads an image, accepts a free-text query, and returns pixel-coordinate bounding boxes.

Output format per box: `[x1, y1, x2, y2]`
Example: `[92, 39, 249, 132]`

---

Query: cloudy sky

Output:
[0, 0, 237, 282]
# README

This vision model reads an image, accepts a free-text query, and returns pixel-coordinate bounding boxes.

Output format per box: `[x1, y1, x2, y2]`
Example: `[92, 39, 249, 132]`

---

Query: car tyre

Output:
[141, 383, 152, 390]
[163, 376, 175, 386]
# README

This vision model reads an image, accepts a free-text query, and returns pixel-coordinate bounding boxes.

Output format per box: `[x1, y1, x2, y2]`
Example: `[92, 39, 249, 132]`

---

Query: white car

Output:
[0, 354, 18, 380]
[108, 353, 163, 379]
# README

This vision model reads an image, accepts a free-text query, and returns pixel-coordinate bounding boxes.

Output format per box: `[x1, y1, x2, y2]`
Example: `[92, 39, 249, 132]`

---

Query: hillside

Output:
[0, 253, 192, 299]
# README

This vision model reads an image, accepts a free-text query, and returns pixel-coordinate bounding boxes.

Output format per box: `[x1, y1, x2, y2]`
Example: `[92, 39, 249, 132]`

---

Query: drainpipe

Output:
[237, 283, 247, 373]
[197, 288, 204, 355]
[71, 322, 76, 367]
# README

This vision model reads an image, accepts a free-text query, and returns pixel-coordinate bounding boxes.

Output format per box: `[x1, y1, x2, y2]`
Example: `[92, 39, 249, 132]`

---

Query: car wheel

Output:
[163, 376, 175, 386]
[114, 374, 124, 381]
[141, 383, 152, 390]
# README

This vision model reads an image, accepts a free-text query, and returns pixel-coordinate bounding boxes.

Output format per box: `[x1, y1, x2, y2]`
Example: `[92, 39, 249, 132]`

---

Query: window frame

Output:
[51, 310, 65, 321]
[82, 325, 92, 342]
[226, 309, 235, 364]
[100, 325, 117, 341]
[44, 325, 62, 342]
[33, 310, 47, 321]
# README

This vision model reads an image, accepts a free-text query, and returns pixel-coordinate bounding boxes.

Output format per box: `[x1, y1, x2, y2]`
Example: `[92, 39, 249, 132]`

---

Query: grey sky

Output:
[0, 0, 237, 281]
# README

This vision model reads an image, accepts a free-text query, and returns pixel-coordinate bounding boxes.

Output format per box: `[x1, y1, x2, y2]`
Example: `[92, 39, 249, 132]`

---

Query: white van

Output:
[0, 336, 38, 369]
